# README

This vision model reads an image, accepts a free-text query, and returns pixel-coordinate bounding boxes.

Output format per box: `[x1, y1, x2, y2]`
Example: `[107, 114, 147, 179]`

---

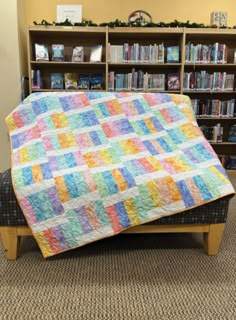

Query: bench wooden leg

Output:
[0, 227, 21, 260]
[203, 223, 225, 256]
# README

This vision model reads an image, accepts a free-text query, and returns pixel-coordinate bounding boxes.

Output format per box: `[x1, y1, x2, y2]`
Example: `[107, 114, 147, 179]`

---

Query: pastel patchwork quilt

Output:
[5, 92, 235, 257]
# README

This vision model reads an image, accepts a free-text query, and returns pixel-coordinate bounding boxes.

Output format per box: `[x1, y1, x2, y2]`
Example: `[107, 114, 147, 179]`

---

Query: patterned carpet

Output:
[0, 172, 235, 320]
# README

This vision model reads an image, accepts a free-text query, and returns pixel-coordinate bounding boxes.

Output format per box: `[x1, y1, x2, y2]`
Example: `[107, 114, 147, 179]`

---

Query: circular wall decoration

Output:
[128, 10, 152, 26]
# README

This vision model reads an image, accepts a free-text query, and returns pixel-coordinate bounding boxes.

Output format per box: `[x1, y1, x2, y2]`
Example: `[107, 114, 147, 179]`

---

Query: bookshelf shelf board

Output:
[184, 90, 235, 94]
[32, 88, 107, 93]
[31, 61, 106, 66]
[108, 63, 181, 67]
[196, 117, 236, 120]
[184, 64, 236, 68]
[210, 142, 236, 146]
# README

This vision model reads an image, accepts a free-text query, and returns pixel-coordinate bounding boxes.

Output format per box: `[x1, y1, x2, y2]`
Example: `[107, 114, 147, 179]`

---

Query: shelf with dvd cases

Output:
[27, 26, 107, 92]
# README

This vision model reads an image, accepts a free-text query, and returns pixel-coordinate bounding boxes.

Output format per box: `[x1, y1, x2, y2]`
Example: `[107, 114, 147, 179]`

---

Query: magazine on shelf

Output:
[90, 45, 103, 62]
[64, 73, 78, 90]
[51, 44, 64, 61]
[35, 44, 49, 61]
[72, 46, 84, 62]
[51, 73, 64, 89]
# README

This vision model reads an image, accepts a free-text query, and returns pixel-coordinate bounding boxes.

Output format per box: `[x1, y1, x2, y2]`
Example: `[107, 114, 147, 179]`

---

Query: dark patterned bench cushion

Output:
[0, 169, 231, 226]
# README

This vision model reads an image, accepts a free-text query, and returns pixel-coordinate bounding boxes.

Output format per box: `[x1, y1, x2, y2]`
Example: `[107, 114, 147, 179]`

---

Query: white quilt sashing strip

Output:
[146, 200, 186, 220]
[102, 186, 139, 208]
[62, 191, 101, 212]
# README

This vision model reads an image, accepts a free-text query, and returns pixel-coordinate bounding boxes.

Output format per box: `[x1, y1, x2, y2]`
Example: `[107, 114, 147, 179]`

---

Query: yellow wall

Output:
[26, 0, 236, 27]
[0, 0, 22, 172]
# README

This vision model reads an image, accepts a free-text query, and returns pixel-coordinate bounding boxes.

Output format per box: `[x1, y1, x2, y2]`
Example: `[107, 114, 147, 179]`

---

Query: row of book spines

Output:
[34, 44, 103, 63]
[108, 43, 179, 63]
[185, 42, 228, 64]
[184, 72, 235, 91]
[191, 99, 235, 117]
[218, 155, 236, 170]
[108, 71, 180, 91]
[200, 124, 223, 142]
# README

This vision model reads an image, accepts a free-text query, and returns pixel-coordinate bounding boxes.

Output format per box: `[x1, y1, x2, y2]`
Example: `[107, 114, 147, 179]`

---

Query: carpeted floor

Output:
[0, 173, 235, 320]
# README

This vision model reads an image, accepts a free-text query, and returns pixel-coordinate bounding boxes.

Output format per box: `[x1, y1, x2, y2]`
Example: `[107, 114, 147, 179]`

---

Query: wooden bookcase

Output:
[27, 26, 236, 164]
[27, 26, 107, 91]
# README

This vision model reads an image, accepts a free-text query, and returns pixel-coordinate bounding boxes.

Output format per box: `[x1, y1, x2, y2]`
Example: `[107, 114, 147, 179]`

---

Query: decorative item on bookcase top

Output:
[128, 10, 152, 26]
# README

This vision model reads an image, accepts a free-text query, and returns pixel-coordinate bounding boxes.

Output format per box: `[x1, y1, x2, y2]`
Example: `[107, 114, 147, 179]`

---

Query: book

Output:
[78, 74, 90, 90]
[64, 73, 78, 90]
[228, 124, 236, 142]
[206, 126, 218, 142]
[216, 123, 223, 142]
[31, 70, 41, 89]
[228, 155, 236, 169]
[108, 71, 115, 91]
[234, 49, 236, 64]
[167, 73, 180, 90]
[35, 44, 49, 61]
[51, 73, 64, 89]
[90, 45, 103, 62]
[51, 44, 64, 61]
[218, 155, 230, 169]
[166, 46, 179, 63]
[72, 46, 84, 62]
[90, 74, 103, 90]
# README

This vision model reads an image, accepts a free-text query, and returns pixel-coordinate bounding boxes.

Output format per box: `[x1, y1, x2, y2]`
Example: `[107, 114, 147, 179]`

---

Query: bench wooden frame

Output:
[0, 223, 225, 260]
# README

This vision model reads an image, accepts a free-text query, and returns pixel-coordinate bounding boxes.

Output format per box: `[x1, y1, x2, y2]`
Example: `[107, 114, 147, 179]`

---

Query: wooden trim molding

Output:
[0, 223, 225, 260]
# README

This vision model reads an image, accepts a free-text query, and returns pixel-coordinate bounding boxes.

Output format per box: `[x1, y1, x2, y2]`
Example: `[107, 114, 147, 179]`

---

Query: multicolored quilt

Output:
[6, 92, 235, 257]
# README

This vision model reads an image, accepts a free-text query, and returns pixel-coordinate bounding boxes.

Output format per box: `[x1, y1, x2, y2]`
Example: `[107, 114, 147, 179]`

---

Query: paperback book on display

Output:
[90, 45, 103, 62]
[78, 74, 90, 90]
[35, 44, 49, 61]
[64, 73, 78, 90]
[51, 44, 64, 61]
[167, 73, 180, 90]
[166, 46, 179, 63]
[90, 74, 103, 90]
[72, 46, 84, 62]
[51, 73, 64, 89]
